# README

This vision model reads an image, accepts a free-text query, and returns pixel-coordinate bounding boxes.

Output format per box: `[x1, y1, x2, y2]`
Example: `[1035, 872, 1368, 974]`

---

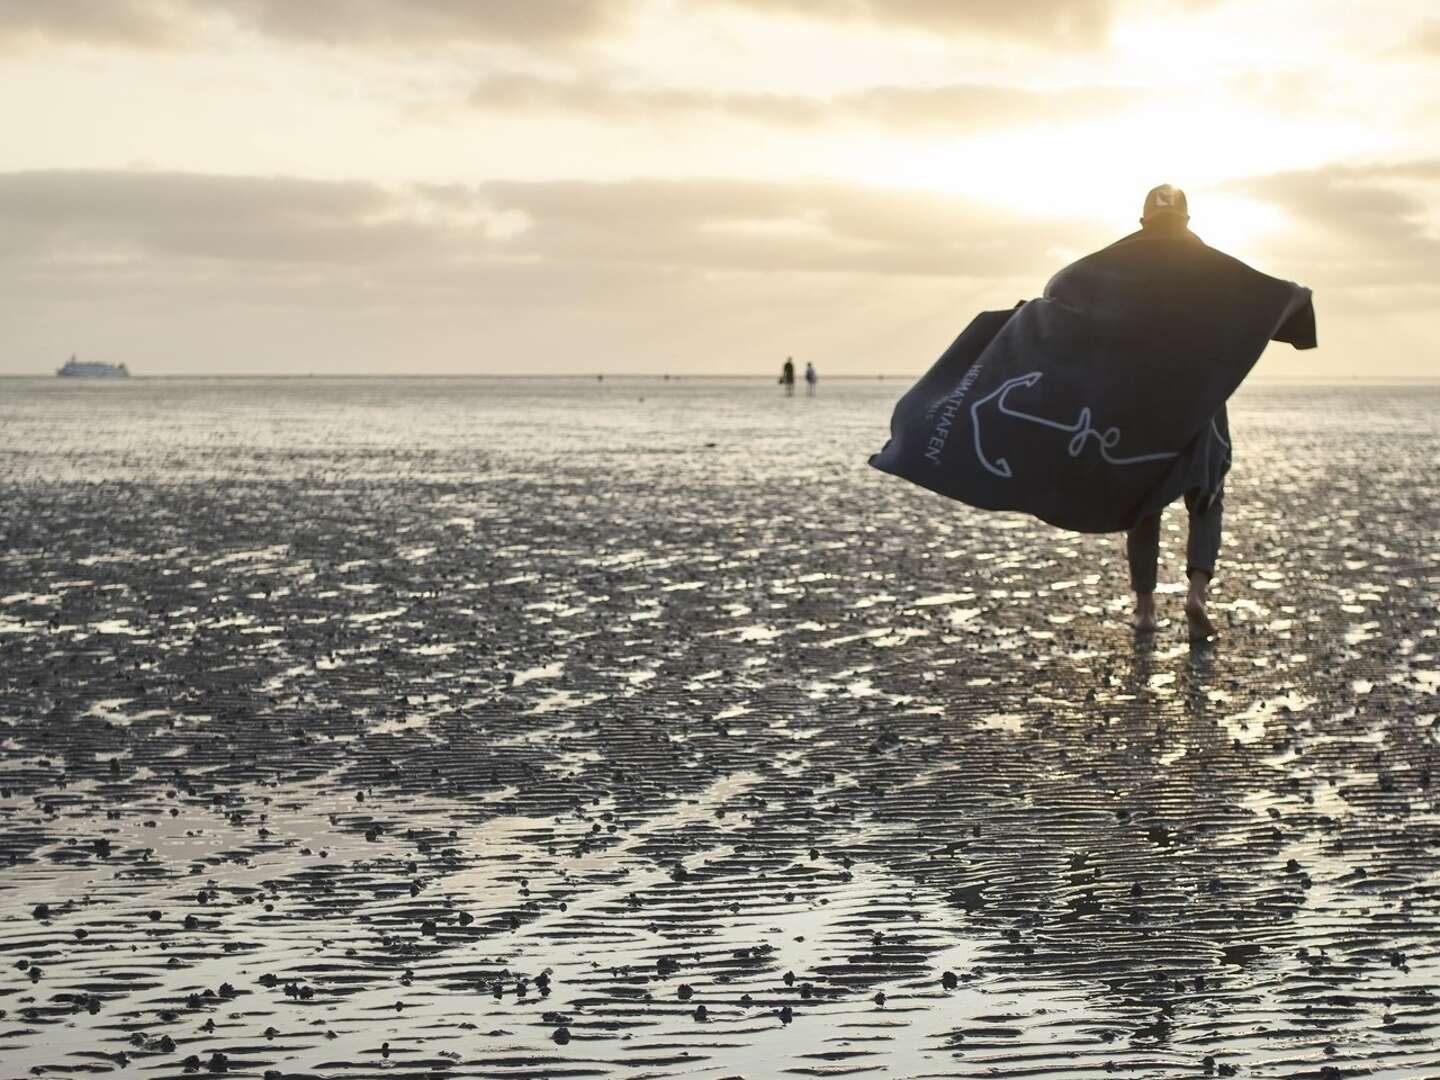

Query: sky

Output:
[0, 0, 1436, 377]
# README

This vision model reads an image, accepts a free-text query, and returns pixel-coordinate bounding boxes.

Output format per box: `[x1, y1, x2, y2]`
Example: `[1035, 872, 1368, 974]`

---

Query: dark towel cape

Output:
[869, 230, 1316, 533]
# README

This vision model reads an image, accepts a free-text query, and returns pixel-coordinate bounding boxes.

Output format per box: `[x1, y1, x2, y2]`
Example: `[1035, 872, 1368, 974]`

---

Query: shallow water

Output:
[1, 377, 1438, 1079]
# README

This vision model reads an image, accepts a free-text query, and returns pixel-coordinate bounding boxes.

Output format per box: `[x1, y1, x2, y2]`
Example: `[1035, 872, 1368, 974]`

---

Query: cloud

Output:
[1221, 160, 1440, 316]
[29, 165, 1432, 306]
[1412, 19, 1440, 53]
[467, 74, 822, 124]
[468, 73, 1135, 132]
[0, 0, 1232, 54]
[1226, 161, 1440, 271]
[475, 178, 1097, 278]
[0, 0, 184, 48]
[706, 0, 1112, 43]
[0, 168, 1074, 374]
[218, 0, 621, 46]
[0, 170, 431, 264]
[0, 0, 624, 50]
[0, 168, 1089, 372]
[0, 169, 1090, 280]
[3, 167, 1433, 375]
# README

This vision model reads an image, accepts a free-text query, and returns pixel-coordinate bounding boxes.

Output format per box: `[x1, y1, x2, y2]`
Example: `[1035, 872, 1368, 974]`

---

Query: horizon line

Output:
[3, 372, 1440, 384]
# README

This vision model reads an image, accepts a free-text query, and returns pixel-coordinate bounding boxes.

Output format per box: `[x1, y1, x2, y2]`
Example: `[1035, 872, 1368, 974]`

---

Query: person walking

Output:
[805, 361, 817, 396]
[780, 356, 796, 396]
[1125, 186, 1219, 639]
[871, 183, 1316, 643]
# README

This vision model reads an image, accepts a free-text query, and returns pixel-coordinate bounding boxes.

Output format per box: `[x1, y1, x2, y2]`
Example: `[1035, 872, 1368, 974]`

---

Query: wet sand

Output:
[1, 377, 1437, 1079]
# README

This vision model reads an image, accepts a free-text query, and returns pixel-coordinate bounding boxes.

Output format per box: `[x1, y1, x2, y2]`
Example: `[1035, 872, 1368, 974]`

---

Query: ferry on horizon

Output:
[57, 355, 129, 378]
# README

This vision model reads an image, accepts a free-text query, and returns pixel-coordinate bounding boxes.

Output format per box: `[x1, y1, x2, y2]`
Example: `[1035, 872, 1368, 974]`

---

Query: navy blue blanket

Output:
[869, 230, 1316, 533]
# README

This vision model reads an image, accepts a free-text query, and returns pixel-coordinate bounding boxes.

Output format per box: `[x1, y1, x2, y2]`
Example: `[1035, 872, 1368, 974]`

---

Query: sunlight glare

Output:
[857, 97, 1338, 253]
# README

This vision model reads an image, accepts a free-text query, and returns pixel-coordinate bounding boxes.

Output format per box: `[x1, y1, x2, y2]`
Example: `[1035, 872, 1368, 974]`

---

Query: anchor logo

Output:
[969, 372, 1181, 479]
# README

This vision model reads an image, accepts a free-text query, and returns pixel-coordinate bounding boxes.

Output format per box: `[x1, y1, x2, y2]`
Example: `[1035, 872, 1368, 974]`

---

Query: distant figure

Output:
[805, 361, 817, 396]
[871, 183, 1315, 642]
[780, 357, 796, 396]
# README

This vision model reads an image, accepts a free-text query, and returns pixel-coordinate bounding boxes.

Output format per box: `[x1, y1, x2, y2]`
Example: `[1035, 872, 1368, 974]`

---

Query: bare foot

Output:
[1132, 594, 1157, 634]
[1184, 595, 1216, 640]
[1185, 571, 1217, 641]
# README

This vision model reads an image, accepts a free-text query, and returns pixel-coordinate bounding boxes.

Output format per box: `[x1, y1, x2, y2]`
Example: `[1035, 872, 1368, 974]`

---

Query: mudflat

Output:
[1, 377, 1436, 1079]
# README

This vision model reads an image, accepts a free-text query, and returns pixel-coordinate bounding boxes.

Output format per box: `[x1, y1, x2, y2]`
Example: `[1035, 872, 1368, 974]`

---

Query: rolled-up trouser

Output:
[1126, 487, 1223, 594]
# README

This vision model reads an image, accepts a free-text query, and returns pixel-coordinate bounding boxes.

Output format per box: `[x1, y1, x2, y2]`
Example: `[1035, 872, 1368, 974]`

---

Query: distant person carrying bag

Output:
[870, 185, 1316, 640]
[780, 357, 796, 396]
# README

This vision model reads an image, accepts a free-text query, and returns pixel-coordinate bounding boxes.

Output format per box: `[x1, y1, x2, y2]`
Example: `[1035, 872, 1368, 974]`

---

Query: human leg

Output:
[1182, 488, 1223, 639]
[1126, 511, 1161, 632]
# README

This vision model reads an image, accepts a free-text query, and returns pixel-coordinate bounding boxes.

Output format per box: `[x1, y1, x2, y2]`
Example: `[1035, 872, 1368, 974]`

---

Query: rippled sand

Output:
[1, 377, 1437, 1079]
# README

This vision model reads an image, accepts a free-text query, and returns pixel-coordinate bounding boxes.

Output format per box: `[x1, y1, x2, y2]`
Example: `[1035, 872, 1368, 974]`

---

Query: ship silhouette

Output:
[57, 355, 129, 378]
